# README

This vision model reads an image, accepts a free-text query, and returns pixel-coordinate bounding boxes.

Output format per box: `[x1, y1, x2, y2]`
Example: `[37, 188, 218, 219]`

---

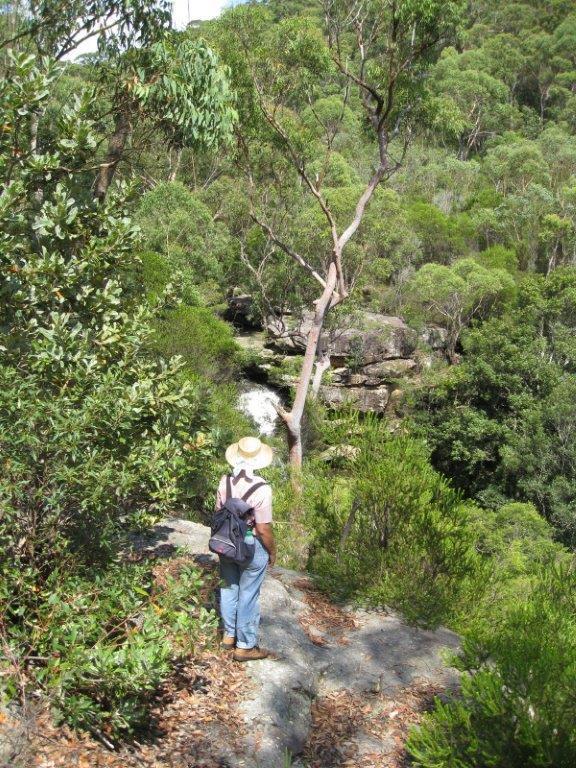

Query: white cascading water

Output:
[237, 385, 281, 436]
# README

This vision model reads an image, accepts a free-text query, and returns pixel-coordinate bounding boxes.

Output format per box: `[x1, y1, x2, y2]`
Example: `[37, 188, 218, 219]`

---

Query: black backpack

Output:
[209, 476, 267, 565]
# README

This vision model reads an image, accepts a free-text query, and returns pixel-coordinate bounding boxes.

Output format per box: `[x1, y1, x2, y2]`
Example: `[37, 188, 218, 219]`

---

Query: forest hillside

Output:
[1, 1, 576, 767]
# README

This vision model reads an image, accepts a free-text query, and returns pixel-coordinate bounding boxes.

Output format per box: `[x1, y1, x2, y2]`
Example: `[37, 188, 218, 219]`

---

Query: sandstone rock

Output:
[266, 311, 418, 364]
[225, 294, 262, 330]
[327, 313, 417, 365]
[320, 384, 390, 413]
[420, 324, 448, 350]
[387, 388, 406, 418]
[265, 313, 308, 354]
[319, 444, 360, 462]
[334, 358, 417, 387]
[362, 358, 417, 381]
[141, 519, 461, 768]
[347, 372, 369, 386]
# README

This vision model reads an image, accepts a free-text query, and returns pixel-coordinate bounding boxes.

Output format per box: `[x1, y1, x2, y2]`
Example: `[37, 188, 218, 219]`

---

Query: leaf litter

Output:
[292, 578, 357, 646]
[28, 556, 254, 768]
[304, 681, 446, 768]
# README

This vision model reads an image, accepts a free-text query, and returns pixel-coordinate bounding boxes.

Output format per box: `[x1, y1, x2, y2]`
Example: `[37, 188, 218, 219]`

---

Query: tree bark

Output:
[280, 262, 338, 477]
[30, 111, 44, 206]
[95, 109, 131, 201]
[311, 353, 331, 398]
[168, 148, 182, 182]
[339, 498, 359, 553]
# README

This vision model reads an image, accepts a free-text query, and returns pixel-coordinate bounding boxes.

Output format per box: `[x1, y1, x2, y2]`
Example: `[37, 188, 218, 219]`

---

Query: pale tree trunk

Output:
[311, 352, 331, 398]
[30, 111, 44, 206]
[279, 262, 338, 481]
[168, 148, 182, 182]
[95, 109, 131, 201]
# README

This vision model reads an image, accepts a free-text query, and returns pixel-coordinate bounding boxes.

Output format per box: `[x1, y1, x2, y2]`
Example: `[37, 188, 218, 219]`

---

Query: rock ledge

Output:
[144, 519, 460, 768]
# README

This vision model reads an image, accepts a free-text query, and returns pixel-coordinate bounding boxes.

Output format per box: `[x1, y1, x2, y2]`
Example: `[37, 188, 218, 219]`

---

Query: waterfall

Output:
[237, 385, 281, 436]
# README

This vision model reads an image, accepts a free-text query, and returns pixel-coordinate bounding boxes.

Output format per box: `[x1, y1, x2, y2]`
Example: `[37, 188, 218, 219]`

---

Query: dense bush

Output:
[2, 559, 217, 736]
[407, 564, 576, 768]
[0, 52, 220, 735]
[135, 181, 234, 299]
[138, 249, 203, 307]
[153, 304, 240, 380]
[412, 273, 576, 543]
[307, 417, 480, 626]
[0, 54, 215, 579]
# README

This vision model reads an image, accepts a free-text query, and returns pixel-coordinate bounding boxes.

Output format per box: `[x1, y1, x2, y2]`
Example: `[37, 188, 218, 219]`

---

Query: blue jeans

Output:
[219, 538, 269, 649]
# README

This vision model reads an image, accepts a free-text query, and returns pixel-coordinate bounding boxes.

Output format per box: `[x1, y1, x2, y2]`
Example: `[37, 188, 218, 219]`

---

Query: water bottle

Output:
[244, 526, 254, 544]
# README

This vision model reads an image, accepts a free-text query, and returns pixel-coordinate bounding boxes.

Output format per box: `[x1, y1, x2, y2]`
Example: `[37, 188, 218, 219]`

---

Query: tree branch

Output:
[250, 211, 340, 299]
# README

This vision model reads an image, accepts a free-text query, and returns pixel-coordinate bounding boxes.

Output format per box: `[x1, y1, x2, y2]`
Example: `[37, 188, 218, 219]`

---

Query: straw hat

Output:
[225, 436, 273, 470]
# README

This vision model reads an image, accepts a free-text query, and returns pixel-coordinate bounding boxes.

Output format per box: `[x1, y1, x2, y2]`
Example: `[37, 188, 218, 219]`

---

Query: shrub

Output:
[407, 564, 576, 768]
[2, 560, 217, 736]
[308, 419, 480, 626]
[138, 250, 203, 307]
[0, 53, 219, 735]
[152, 304, 240, 380]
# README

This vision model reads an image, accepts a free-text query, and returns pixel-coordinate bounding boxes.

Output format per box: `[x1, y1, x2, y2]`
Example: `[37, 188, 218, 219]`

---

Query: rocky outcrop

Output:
[327, 313, 417, 364]
[319, 383, 391, 412]
[264, 311, 425, 413]
[141, 519, 461, 768]
[224, 294, 263, 331]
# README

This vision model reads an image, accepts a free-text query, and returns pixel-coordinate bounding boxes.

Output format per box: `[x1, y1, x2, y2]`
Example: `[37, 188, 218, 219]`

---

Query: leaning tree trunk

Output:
[280, 262, 338, 479]
[95, 109, 131, 201]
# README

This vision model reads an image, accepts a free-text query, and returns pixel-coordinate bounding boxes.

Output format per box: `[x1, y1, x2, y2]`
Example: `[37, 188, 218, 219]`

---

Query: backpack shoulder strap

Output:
[225, 474, 232, 501]
[241, 481, 268, 503]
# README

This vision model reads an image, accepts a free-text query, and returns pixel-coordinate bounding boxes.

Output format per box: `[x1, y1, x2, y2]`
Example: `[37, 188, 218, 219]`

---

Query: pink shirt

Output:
[216, 473, 273, 524]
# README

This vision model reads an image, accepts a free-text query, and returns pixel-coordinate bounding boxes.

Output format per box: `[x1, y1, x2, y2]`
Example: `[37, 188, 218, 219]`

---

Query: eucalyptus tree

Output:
[212, 0, 465, 473]
[94, 37, 237, 199]
[1, 2, 236, 200]
[0, 0, 171, 60]
[407, 258, 515, 363]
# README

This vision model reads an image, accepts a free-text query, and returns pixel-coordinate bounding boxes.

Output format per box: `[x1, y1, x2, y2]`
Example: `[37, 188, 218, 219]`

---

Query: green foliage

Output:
[426, 46, 522, 156]
[152, 305, 240, 380]
[460, 502, 570, 625]
[412, 271, 576, 543]
[2, 559, 217, 736]
[130, 38, 237, 152]
[406, 201, 467, 264]
[308, 418, 480, 627]
[406, 258, 516, 359]
[136, 181, 233, 295]
[475, 244, 518, 273]
[0, 50, 220, 736]
[0, 54, 213, 574]
[407, 564, 576, 768]
[8, 1, 172, 59]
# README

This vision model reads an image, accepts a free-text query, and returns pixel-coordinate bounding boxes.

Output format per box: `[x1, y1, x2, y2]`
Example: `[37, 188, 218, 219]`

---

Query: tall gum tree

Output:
[215, 0, 465, 475]
[0, 1, 236, 201]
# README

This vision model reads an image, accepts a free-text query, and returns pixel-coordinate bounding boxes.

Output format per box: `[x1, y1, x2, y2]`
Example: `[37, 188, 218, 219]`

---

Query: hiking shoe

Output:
[233, 646, 272, 662]
[221, 635, 235, 650]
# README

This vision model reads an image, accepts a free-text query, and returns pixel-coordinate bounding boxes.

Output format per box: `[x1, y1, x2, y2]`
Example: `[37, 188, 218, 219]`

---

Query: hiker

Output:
[215, 436, 277, 662]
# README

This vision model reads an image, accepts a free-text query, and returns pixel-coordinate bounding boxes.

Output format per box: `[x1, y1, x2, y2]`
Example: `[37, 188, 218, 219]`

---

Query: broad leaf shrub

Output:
[407, 564, 576, 768]
[307, 415, 481, 627]
[2, 560, 217, 735]
[0, 53, 219, 735]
